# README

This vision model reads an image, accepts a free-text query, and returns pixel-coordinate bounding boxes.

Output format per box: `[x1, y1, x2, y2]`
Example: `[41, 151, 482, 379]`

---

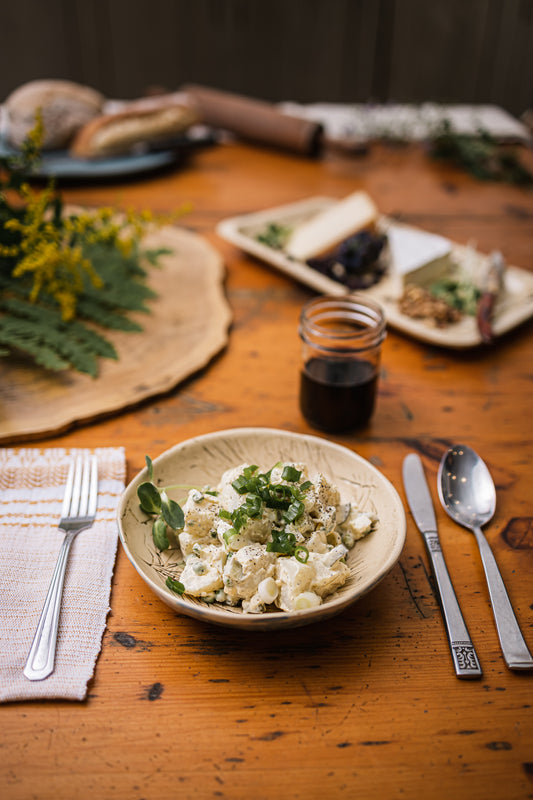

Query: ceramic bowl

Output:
[117, 427, 406, 630]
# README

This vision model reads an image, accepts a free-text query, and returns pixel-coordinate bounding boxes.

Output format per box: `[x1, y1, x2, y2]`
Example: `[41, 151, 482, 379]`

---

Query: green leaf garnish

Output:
[165, 576, 185, 594]
[138, 455, 186, 551]
[145, 455, 154, 481]
[152, 518, 169, 550]
[161, 496, 185, 529]
[137, 482, 162, 514]
[255, 222, 292, 250]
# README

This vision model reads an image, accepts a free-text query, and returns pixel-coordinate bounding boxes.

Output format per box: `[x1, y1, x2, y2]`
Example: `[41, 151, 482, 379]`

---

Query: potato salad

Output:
[171, 461, 377, 614]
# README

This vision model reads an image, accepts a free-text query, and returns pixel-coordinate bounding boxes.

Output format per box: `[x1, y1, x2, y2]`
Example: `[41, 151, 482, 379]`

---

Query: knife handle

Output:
[423, 532, 483, 678]
[476, 292, 496, 344]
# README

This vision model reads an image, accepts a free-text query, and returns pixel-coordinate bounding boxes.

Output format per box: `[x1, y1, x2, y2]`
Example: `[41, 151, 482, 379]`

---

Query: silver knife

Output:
[402, 453, 482, 678]
[476, 250, 505, 344]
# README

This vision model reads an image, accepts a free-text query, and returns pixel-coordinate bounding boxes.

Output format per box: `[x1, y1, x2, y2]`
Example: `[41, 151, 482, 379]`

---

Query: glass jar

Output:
[299, 294, 386, 433]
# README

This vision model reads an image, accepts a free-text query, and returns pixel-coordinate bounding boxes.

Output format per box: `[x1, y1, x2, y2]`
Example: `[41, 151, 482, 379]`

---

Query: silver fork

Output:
[24, 455, 98, 681]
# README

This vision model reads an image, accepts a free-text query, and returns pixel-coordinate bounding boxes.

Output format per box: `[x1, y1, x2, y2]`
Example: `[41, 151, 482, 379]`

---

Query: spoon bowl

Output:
[438, 444, 533, 670]
[439, 444, 496, 531]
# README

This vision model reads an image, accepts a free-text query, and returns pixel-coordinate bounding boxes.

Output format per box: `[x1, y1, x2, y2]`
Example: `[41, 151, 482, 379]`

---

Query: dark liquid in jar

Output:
[299, 357, 378, 433]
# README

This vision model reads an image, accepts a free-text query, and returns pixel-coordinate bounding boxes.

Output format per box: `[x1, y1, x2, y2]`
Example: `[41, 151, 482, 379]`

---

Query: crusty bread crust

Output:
[5, 79, 104, 149]
[70, 104, 198, 159]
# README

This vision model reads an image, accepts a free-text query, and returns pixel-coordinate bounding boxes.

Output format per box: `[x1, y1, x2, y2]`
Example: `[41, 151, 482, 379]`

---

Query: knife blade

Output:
[402, 453, 482, 678]
[476, 250, 505, 344]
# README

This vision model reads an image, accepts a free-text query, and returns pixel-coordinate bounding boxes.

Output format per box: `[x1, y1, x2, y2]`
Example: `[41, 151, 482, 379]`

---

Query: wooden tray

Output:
[0, 226, 231, 442]
[217, 196, 533, 349]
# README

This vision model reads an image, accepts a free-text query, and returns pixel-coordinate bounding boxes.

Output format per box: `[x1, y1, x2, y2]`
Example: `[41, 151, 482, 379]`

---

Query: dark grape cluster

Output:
[307, 229, 388, 289]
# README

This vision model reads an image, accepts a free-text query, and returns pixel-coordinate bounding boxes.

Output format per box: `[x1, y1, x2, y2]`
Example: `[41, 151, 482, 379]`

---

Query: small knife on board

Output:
[402, 453, 482, 678]
[476, 250, 505, 344]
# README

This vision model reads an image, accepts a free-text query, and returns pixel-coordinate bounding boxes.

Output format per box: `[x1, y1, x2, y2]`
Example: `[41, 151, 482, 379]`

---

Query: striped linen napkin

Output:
[0, 446, 125, 702]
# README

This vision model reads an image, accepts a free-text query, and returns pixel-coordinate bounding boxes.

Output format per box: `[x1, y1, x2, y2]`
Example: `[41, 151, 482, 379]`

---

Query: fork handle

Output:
[473, 526, 533, 670]
[24, 531, 76, 681]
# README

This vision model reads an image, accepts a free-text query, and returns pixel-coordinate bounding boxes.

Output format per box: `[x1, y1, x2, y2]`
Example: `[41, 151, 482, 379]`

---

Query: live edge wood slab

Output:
[1, 140, 533, 800]
[0, 225, 231, 442]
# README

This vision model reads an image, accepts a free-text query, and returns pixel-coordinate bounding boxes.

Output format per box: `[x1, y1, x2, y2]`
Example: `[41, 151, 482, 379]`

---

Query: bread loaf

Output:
[4, 79, 104, 149]
[70, 104, 197, 159]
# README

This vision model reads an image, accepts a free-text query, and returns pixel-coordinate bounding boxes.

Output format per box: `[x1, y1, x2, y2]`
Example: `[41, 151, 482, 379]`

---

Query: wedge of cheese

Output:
[285, 191, 378, 261]
[388, 224, 451, 287]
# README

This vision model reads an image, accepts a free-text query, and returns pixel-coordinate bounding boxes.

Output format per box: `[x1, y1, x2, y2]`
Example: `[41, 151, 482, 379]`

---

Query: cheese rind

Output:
[388, 224, 451, 286]
[285, 191, 378, 261]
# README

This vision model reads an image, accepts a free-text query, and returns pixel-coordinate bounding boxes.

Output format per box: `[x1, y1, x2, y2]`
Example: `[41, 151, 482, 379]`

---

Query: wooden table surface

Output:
[2, 139, 533, 800]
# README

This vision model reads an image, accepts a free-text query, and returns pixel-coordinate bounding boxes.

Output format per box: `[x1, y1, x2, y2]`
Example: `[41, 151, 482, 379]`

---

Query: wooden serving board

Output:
[0, 226, 232, 443]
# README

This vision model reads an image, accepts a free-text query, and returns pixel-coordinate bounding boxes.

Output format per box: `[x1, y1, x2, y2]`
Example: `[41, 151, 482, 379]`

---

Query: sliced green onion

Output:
[283, 498, 305, 524]
[281, 465, 302, 482]
[243, 493, 263, 518]
[223, 527, 238, 546]
[231, 475, 250, 494]
[294, 546, 310, 564]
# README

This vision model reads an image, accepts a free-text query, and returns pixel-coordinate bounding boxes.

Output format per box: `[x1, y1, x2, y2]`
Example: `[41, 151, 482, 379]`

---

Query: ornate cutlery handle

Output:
[424, 532, 483, 678]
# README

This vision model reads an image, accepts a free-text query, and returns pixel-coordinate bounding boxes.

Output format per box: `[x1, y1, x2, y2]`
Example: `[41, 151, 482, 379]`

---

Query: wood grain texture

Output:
[1, 140, 533, 800]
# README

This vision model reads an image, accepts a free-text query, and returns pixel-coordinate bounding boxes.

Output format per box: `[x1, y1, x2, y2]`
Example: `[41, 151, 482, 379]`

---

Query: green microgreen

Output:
[165, 576, 185, 595]
[137, 454, 185, 551]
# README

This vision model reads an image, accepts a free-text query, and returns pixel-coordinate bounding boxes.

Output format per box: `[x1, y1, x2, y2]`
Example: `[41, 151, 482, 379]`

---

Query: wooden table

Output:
[2, 140, 533, 800]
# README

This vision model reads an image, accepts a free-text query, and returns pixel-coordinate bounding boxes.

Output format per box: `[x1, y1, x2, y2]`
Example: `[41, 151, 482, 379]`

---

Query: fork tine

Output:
[61, 459, 76, 520]
[77, 455, 91, 518]
[69, 456, 84, 518]
[87, 456, 98, 518]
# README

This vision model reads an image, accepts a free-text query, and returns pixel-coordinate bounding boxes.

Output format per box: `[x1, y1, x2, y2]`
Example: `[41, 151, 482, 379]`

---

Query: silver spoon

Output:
[438, 444, 533, 670]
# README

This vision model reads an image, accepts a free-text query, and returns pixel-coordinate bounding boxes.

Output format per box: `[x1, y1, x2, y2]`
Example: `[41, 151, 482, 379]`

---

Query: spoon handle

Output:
[473, 526, 533, 670]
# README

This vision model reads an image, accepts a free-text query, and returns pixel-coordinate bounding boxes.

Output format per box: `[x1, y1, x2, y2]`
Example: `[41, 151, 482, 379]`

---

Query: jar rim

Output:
[300, 294, 386, 352]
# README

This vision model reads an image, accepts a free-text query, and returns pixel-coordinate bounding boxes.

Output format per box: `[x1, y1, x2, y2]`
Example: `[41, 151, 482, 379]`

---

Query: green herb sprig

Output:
[429, 120, 533, 186]
[137, 456, 185, 551]
[255, 222, 292, 250]
[430, 276, 481, 316]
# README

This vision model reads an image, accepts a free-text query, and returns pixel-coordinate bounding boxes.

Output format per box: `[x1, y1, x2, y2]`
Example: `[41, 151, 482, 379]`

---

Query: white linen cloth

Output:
[0, 446, 125, 702]
[279, 102, 531, 144]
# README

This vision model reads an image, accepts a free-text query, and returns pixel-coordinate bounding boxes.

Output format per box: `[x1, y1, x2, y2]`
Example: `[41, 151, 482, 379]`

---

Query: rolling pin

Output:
[181, 84, 324, 156]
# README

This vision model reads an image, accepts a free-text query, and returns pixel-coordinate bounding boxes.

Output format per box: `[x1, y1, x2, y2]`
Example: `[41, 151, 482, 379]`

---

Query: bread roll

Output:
[5, 79, 104, 149]
[69, 104, 198, 159]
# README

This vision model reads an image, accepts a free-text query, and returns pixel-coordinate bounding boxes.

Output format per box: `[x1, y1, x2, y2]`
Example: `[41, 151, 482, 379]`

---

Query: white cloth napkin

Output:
[279, 101, 531, 144]
[0, 446, 125, 702]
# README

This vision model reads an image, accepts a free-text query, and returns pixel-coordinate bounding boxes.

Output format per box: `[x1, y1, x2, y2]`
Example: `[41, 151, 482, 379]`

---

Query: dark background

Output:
[2, 0, 533, 116]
